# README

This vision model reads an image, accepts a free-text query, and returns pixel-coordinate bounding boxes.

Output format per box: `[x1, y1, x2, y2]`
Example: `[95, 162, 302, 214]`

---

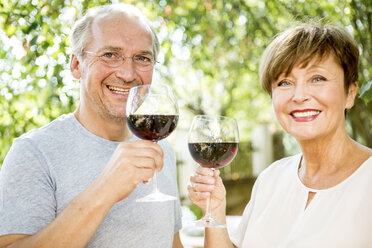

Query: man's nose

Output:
[114, 58, 137, 82]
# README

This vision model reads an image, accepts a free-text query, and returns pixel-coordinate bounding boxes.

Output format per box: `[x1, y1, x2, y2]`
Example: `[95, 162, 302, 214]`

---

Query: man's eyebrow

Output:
[97, 47, 153, 56]
[97, 46, 122, 52]
[136, 51, 154, 56]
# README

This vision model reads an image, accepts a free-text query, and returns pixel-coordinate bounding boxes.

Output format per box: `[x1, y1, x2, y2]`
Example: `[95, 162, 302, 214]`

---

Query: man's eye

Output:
[135, 55, 152, 62]
[102, 52, 118, 59]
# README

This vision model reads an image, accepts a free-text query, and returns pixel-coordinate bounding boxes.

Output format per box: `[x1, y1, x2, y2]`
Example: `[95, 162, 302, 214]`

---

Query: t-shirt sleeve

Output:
[0, 137, 56, 236]
[230, 174, 263, 247]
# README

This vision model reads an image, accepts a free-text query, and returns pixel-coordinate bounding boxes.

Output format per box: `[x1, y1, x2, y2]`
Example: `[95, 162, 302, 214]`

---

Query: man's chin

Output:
[100, 109, 127, 123]
[109, 113, 127, 122]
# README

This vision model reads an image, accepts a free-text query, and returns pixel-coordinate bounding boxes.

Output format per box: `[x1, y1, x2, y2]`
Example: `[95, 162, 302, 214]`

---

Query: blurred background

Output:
[0, 0, 371, 245]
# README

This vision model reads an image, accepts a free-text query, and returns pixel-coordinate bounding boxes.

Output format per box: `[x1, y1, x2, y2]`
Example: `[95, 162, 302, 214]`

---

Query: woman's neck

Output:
[297, 131, 371, 189]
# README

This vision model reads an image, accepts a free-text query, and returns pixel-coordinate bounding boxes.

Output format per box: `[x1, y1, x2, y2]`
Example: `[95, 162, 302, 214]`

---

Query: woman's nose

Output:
[292, 83, 310, 103]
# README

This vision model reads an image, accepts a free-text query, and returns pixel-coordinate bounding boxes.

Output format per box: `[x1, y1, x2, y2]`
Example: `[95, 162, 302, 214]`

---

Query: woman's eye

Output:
[312, 76, 326, 83]
[277, 80, 291, 87]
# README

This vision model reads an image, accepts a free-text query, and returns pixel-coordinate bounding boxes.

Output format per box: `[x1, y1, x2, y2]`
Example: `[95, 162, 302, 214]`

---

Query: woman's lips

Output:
[290, 109, 321, 122]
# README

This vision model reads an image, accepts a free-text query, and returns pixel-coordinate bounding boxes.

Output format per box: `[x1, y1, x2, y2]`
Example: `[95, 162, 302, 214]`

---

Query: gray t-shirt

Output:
[0, 114, 182, 247]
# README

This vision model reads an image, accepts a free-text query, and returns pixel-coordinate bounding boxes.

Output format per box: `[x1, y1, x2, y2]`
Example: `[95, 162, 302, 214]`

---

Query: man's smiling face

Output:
[77, 13, 154, 121]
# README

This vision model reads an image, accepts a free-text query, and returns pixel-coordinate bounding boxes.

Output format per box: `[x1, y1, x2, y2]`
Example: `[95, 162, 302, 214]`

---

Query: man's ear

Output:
[70, 54, 82, 79]
[345, 82, 358, 109]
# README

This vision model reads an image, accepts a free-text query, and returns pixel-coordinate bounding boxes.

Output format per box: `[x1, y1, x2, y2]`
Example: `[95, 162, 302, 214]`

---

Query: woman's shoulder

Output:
[262, 154, 301, 175]
[254, 154, 301, 186]
[363, 146, 372, 158]
[248, 154, 302, 202]
[352, 142, 372, 172]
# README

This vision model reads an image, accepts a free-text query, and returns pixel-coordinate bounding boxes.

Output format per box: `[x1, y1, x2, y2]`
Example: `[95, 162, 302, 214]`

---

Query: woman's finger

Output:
[190, 173, 215, 185]
[195, 166, 214, 176]
[188, 185, 210, 199]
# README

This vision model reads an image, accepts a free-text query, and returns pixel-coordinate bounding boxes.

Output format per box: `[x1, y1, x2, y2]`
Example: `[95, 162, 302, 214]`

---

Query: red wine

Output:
[188, 142, 238, 169]
[127, 114, 178, 141]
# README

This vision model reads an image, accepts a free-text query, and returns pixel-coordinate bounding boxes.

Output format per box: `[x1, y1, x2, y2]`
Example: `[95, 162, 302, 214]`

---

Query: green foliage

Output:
[220, 141, 252, 180]
[1, 0, 78, 163]
[187, 202, 204, 220]
[1, 0, 371, 165]
[146, 0, 372, 147]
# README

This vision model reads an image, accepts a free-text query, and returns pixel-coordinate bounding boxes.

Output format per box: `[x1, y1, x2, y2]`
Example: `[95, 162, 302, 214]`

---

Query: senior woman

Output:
[187, 21, 372, 248]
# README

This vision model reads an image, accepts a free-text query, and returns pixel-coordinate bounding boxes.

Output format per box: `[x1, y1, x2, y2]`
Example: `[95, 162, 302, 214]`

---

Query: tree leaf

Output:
[359, 80, 372, 98]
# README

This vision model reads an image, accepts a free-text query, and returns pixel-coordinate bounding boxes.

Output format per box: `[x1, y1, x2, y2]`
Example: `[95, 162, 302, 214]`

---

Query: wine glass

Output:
[188, 115, 239, 228]
[126, 84, 179, 202]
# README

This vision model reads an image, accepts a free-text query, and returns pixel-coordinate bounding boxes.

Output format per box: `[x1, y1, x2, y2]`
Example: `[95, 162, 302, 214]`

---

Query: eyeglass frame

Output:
[83, 50, 158, 72]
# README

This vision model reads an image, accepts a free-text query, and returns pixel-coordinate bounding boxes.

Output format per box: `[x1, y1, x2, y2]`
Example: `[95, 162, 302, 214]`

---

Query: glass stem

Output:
[204, 167, 214, 221]
[152, 140, 159, 194]
[204, 195, 212, 221]
[152, 170, 159, 193]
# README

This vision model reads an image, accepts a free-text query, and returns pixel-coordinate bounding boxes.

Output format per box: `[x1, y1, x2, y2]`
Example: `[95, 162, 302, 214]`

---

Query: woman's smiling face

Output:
[271, 53, 357, 142]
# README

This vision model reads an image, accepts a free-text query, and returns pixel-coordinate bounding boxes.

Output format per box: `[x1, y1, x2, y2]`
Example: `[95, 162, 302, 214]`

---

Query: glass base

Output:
[193, 217, 227, 228]
[136, 191, 177, 202]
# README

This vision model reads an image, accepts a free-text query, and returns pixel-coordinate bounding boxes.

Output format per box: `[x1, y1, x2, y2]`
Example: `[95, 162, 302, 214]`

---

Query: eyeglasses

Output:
[84, 50, 157, 72]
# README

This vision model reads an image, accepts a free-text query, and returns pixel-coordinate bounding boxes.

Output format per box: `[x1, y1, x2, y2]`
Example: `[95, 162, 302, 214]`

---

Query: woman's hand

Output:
[187, 166, 226, 214]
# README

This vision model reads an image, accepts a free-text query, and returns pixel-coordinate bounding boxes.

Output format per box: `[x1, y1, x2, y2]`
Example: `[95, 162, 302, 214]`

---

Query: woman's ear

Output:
[70, 54, 82, 79]
[345, 82, 358, 109]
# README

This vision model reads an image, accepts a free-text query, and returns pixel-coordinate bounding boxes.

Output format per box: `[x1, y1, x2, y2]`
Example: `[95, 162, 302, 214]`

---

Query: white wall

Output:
[251, 123, 273, 177]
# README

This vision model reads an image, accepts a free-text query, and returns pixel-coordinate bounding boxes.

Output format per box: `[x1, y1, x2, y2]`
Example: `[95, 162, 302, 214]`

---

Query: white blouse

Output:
[230, 154, 372, 248]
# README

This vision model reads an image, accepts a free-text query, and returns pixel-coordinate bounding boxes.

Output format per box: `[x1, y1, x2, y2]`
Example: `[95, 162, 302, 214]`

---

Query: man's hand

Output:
[96, 140, 164, 204]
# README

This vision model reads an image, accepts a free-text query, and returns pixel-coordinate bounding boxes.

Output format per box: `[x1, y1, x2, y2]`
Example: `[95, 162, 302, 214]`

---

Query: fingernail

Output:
[143, 178, 152, 184]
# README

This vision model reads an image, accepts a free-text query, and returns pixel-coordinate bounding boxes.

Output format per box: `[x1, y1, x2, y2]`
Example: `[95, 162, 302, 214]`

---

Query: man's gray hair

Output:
[70, 4, 160, 60]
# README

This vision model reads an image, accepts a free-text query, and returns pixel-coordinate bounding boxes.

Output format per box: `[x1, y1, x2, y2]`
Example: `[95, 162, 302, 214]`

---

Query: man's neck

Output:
[73, 105, 132, 142]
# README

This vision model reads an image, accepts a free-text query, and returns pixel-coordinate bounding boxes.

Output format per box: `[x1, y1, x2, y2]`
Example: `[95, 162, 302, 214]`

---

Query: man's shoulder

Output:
[10, 113, 77, 155]
[2, 114, 75, 171]
[18, 113, 75, 142]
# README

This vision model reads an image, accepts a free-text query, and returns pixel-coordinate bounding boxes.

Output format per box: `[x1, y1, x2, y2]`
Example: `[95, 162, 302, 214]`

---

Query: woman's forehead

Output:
[278, 51, 339, 78]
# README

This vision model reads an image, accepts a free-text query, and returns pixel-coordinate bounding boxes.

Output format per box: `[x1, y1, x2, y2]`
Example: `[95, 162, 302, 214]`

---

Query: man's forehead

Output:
[93, 12, 152, 34]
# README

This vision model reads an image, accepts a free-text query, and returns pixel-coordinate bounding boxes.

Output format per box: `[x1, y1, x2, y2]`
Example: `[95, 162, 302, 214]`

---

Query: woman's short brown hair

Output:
[259, 20, 359, 95]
